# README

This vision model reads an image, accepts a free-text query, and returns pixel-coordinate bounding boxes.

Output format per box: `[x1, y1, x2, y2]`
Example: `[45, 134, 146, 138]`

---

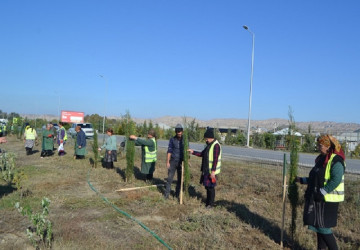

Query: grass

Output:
[0, 135, 359, 249]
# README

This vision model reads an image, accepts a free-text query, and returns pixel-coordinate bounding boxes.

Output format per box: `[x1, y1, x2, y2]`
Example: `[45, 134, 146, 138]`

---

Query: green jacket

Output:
[135, 138, 157, 174]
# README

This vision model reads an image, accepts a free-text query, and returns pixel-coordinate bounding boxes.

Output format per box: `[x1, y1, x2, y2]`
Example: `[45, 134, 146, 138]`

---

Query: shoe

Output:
[206, 205, 212, 209]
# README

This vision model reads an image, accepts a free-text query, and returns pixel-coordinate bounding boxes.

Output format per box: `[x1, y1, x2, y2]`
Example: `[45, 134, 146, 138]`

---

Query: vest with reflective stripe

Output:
[25, 127, 36, 140]
[145, 138, 157, 163]
[324, 153, 345, 202]
[209, 140, 221, 175]
[60, 127, 68, 141]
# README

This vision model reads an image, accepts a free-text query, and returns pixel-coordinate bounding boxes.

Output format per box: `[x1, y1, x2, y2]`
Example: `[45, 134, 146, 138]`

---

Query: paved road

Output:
[98, 134, 360, 174]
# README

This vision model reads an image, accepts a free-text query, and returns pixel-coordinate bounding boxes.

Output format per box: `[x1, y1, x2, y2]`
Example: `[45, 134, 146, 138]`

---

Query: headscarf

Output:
[316, 134, 345, 167]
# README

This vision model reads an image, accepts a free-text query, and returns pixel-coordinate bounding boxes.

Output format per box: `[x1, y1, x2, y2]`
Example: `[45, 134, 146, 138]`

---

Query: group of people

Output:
[21, 120, 346, 248]
[129, 125, 222, 209]
[23, 122, 85, 159]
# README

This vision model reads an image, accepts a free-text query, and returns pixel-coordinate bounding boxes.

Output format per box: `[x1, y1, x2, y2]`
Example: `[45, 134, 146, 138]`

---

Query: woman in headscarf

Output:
[297, 135, 345, 250]
[129, 129, 157, 182]
[98, 128, 117, 168]
[41, 124, 54, 158]
[24, 123, 37, 155]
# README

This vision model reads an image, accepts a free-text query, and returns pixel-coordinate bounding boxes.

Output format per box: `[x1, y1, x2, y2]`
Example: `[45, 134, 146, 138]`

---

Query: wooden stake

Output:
[281, 176, 287, 248]
[115, 184, 164, 192]
[179, 162, 184, 204]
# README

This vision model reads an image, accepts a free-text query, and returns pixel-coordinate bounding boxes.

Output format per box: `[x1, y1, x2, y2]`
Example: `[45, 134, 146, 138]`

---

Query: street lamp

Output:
[99, 75, 108, 134]
[243, 25, 255, 148]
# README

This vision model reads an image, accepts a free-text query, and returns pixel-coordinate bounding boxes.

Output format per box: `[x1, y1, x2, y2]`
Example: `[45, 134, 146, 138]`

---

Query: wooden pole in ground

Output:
[179, 162, 184, 204]
[116, 184, 164, 192]
[281, 153, 287, 248]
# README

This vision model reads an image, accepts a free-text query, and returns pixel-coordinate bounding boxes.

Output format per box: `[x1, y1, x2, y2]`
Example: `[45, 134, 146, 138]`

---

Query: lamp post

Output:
[243, 25, 255, 148]
[99, 75, 108, 134]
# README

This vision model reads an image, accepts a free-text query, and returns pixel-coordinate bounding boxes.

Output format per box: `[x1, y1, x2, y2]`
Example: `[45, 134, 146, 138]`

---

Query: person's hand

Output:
[108, 150, 111, 154]
[187, 149, 194, 154]
[210, 171, 215, 179]
[166, 162, 170, 168]
[98, 147, 101, 151]
[129, 135, 137, 140]
[78, 146, 82, 149]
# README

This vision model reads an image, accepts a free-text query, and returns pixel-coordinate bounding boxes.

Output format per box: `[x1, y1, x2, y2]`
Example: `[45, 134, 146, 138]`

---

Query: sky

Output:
[1, 1, 359, 124]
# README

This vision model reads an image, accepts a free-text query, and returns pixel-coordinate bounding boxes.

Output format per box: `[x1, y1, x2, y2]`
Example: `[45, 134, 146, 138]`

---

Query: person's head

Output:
[46, 124, 51, 130]
[106, 128, 113, 135]
[59, 122, 64, 127]
[317, 134, 341, 155]
[147, 129, 156, 139]
[75, 125, 81, 132]
[203, 128, 215, 144]
[175, 124, 183, 138]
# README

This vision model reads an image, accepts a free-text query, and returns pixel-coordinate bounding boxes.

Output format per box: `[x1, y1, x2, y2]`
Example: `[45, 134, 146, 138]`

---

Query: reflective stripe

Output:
[324, 153, 345, 202]
[60, 127, 68, 141]
[209, 140, 221, 175]
[145, 138, 157, 163]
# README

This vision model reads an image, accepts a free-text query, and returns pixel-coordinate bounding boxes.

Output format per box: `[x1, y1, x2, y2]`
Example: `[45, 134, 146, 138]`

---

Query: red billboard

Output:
[61, 111, 84, 123]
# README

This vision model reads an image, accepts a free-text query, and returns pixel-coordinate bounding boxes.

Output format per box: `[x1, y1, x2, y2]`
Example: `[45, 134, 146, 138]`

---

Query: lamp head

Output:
[243, 25, 248, 30]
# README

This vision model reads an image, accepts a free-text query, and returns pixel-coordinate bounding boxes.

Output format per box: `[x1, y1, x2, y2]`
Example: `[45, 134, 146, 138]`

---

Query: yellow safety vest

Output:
[209, 140, 221, 175]
[60, 127, 68, 141]
[324, 153, 345, 202]
[145, 138, 157, 163]
[25, 127, 36, 140]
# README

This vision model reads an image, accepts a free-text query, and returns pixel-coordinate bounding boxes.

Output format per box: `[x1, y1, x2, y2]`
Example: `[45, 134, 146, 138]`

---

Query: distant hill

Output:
[21, 114, 360, 133]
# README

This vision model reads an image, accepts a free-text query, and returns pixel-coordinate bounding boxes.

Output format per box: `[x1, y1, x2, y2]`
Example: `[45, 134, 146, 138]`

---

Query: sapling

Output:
[15, 197, 53, 249]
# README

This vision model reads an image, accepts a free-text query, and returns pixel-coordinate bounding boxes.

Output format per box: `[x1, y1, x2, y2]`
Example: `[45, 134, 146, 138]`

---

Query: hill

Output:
[21, 114, 360, 133]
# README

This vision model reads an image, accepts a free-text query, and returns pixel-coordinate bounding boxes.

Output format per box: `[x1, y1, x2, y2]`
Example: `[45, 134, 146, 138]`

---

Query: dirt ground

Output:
[0, 135, 359, 249]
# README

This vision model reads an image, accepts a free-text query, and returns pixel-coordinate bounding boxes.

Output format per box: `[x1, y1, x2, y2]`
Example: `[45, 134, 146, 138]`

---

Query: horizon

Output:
[1, 1, 359, 123]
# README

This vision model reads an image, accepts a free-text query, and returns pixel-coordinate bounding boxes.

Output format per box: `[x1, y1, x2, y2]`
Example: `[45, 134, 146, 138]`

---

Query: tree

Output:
[263, 132, 276, 149]
[124, 111, 136, 182]
[287, 107, 299, 242]
[252, 132, 265, 148]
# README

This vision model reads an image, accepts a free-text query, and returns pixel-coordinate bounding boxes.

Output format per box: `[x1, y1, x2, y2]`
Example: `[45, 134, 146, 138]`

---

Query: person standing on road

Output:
[297, 135, 345, 250]
[57, 122, 67, 156]
[24, 123, 38, 155]
[188, 127, 221, 209]
[164, 124, 185, 199]
[75, 125, 87, 159]
[41, 124, 54, 158]
[129, 129, 157, 182]
[98, 128, 117, 169]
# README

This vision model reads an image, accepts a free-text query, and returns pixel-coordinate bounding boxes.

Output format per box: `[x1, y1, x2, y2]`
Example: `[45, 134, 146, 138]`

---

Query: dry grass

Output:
[0, 135, 359, 249]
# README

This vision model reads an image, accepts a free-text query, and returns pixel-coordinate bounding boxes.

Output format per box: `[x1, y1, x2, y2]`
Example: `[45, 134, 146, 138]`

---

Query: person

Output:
[41, 124, 54, 158]
[49, 123, 57, 150]
[24, 123, 38, 155]
[164, 124, 185, 199]
[57, 122, 67, 156]
[98, 128, 117, 168]
[0, 124, 3, 137]
[129, 129, 157, 182]
[75, 125, 87, 159]
[188, 128, 221, 209]
[297, 135, 345, 250]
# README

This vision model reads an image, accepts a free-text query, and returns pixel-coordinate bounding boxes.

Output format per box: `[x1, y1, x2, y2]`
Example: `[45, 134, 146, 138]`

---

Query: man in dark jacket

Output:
[75, 125, 86, 159]
[164, 124, 184, 199]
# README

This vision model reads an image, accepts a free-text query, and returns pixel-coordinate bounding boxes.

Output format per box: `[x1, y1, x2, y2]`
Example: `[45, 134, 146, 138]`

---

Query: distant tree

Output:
[252, 132, 265, 148]
[224, 129, 234, 145]
[264, 132, 276, 149]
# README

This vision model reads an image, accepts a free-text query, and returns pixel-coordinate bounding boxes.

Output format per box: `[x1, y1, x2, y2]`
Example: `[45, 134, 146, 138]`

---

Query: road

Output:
[97, 134, 360, 174]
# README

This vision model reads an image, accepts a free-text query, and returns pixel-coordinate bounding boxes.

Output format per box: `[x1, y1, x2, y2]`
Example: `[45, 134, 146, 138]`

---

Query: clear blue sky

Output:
[1, 1, 359, 123]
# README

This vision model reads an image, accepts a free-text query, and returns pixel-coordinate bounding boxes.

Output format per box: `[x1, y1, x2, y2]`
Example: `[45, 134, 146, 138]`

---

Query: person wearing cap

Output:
[129, 129, 157, 182]
[188, 127, 221, 209]
[23, 123, 38, 155]
[296, 135, 345, 250]
[164, 124, 185, 199]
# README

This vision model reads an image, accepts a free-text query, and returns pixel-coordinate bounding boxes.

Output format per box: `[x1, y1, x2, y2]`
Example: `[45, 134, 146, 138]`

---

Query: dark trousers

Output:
[317, 233, 338, 250]
[26, 147, 32, 155]
[205, 186, 215, 207]
[76, 155, 85, 159]
[165, 160, 182, 198]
